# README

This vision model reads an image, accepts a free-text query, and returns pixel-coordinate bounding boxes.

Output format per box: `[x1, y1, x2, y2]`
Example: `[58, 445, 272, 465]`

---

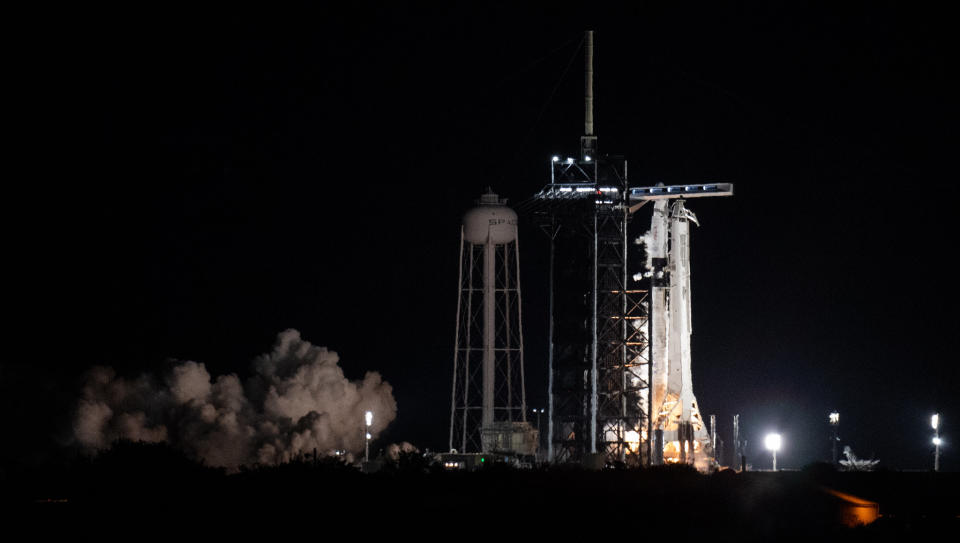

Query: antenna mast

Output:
[581, 30, 597, 160]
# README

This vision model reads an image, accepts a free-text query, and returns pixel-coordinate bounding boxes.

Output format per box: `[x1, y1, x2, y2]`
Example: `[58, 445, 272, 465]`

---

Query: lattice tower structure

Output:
[531, 156, 650, 466]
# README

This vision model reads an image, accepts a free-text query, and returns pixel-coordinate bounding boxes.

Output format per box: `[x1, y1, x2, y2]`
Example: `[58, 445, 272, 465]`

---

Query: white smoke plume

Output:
[72, 329, 397, 471]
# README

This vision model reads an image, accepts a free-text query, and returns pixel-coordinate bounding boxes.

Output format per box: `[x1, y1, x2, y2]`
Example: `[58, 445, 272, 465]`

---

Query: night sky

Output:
[6, 4, 957, 471]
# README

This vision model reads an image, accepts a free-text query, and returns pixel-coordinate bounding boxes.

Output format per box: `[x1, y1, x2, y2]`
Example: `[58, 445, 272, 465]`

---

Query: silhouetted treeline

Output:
[3, 442, 957, 539]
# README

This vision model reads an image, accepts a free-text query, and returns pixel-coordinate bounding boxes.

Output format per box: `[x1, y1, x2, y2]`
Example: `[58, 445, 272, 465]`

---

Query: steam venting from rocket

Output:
[72, 329, 397, 471]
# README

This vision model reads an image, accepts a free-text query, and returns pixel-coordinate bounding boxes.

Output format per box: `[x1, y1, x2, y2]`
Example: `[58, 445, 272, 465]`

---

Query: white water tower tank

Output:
[462, 190, 517, 244]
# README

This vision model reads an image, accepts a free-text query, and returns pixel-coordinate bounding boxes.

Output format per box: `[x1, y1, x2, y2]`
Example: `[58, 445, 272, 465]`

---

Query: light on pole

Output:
[765, 433, 782, 471]
[531, 408, 544, 461]
[932, 413, 940, 472]
[829, 412, 840, 464]
[365, 411, 373, 463]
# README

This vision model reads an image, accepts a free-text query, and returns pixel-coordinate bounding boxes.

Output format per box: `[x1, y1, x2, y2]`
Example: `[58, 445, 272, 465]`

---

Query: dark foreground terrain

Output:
[3, 442, 957, 540]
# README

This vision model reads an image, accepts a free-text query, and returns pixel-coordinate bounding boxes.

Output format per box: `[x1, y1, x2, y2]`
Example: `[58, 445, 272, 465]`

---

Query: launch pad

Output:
[526, 31, 733, 469]
[529, 167, 732, 469]
[448, 31, 733, 469]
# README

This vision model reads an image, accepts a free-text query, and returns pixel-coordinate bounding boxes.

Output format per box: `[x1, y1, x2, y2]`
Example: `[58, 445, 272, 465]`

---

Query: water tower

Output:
[449, 189, 537, 455]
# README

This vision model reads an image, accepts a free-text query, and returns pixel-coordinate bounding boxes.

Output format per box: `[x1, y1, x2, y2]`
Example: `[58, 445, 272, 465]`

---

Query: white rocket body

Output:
[649, 199, 712, 469]
[649, 201, 670, 422]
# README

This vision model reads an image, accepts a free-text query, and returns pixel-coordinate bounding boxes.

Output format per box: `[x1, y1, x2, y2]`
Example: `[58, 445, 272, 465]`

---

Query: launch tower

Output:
[529, 31, 733, 468]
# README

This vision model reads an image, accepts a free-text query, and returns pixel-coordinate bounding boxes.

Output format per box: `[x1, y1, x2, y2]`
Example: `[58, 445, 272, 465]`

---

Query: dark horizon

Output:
[4, 4, 957, 472]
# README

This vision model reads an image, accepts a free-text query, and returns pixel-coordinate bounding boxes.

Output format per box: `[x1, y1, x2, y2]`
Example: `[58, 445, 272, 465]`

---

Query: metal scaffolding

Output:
[529, 156, 649, 466]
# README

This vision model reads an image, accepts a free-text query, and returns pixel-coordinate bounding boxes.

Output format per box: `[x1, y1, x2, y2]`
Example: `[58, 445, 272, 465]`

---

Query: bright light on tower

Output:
[365, 411, 373, 427]
[584, 155, 592, 162]
[829, 412, 839, 425]
[933, 437, 942, 446]
[552, 155, 560, 162]
[932, 413, 939, 430]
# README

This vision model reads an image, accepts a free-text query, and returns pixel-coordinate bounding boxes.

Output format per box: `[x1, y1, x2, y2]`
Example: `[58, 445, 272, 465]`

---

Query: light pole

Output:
[532, 408, 544, 461]
[765, 433, 782, 471]
[365, 411, 373, 463]
[932, 413, 940, 472]
[829, 412, 840, 464]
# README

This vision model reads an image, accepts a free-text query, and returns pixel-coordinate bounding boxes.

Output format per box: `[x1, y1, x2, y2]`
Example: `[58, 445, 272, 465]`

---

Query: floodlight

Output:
[932, 413, 942, 472]
[765, 433, 782, 471]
